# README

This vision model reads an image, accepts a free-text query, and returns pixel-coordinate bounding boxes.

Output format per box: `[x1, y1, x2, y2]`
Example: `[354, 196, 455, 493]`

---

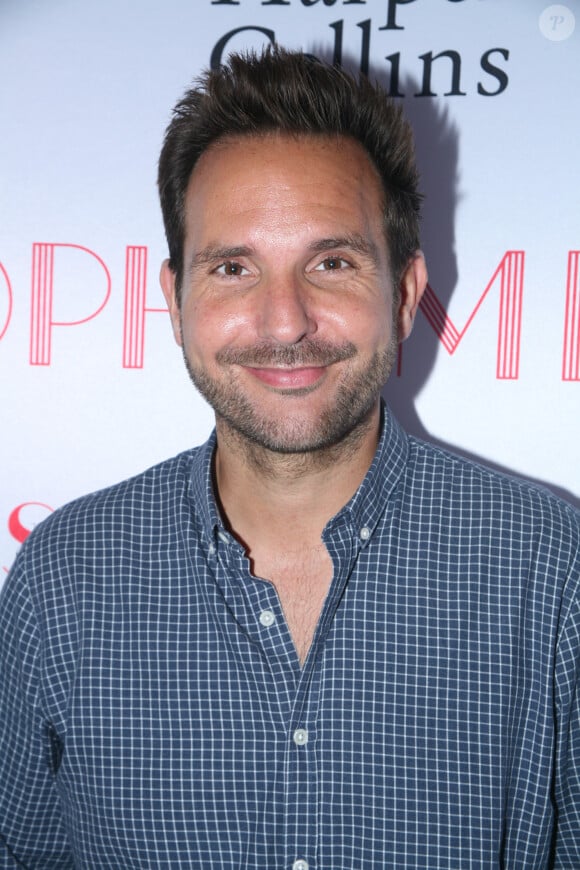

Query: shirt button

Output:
[218, 531, 229, 544]
[293, 861, 309, 870]
[259, 609, 276, 627]
[293, 728, 308, 746]
[359, 526, 371, 541]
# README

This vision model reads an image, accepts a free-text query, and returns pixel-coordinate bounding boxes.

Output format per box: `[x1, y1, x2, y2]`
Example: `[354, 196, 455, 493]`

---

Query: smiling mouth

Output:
[243, 365, 327, 389]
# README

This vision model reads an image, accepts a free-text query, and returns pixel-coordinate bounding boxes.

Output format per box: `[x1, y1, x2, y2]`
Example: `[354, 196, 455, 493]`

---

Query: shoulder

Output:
[394, 435, 580, 630]
[409, 433, 578, 513]
[1, 447, 210, 682]
[403, 433, 580, 559]
[45, 447, 198, 520]
[14, 447, 203, 570]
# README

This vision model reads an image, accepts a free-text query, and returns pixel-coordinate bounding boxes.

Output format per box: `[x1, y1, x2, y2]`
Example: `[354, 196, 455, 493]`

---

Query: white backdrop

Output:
[1, 0, 579, 579]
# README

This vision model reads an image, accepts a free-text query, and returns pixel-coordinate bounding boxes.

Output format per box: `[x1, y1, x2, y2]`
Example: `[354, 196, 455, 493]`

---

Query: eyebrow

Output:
[188, 245, 254, 274]
[308, 234, 381, 263]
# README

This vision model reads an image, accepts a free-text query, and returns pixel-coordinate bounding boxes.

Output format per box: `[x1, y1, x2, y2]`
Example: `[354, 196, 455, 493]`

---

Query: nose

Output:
[257, 272, 317, 345]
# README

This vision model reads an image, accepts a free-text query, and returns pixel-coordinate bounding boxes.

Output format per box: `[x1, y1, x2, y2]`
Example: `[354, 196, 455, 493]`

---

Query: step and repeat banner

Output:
[1, 0, 578, 578]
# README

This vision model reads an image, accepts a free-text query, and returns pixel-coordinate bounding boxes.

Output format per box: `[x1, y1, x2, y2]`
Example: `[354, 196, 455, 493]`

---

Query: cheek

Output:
[326, 298, 393, 347]
[181, 299, 254, 357]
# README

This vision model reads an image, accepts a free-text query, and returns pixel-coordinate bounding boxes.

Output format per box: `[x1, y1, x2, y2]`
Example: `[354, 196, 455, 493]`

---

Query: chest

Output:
[251, 543, 334, 665]
[60, 569, 545, 869]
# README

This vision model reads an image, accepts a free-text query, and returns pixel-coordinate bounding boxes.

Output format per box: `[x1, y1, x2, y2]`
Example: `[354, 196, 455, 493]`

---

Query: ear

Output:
[160, 259, 183, 347]
[396, 251, 428, 343]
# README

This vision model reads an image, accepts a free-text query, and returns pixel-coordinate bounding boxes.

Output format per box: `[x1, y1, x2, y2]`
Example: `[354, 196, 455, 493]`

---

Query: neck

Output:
[213, 402, 381, 550]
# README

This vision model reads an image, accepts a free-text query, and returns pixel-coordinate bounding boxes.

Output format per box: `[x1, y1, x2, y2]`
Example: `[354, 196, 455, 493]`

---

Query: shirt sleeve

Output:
[0, 553, 74, 869]
[553, 572, 580, 867]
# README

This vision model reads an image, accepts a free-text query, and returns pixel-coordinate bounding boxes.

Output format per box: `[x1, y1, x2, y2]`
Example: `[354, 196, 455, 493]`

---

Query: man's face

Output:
[161, 133, 423, 454]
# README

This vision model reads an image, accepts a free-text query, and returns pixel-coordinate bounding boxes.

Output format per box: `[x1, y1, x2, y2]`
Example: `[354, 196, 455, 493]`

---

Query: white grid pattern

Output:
[1, 408, 579, 868]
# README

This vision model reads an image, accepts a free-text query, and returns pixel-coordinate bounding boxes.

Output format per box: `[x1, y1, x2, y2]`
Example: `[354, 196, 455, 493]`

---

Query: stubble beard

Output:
[181, 332, 398, 466]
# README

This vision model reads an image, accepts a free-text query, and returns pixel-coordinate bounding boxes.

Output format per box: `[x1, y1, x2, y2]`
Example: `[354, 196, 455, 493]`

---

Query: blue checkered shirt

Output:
[1, 408, 580, 868]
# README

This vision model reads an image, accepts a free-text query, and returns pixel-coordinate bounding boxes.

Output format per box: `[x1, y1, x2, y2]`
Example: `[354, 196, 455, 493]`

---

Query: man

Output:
[1, 48, 579, 869]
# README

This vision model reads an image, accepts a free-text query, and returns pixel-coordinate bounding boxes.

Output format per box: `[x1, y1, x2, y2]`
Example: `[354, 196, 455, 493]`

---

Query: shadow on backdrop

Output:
[385, 76, 579, 510]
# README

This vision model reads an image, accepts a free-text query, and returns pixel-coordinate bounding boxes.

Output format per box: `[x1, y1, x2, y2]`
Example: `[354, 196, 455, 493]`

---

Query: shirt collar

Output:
[323, 402, 408, 542]
[189, 428, 221, 546]
[189, 402, 409, 546]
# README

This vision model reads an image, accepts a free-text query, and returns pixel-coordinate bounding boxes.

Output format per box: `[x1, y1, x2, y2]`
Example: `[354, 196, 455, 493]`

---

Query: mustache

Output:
[216, 339, 357, 368]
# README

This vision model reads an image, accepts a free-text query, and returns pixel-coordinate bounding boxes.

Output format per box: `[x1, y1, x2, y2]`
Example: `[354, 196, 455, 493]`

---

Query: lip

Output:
[243, 365, 327, 389]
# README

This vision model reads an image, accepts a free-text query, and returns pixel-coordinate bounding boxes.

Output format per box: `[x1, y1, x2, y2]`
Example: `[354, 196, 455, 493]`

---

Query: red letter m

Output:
[419, 251, 524, 379]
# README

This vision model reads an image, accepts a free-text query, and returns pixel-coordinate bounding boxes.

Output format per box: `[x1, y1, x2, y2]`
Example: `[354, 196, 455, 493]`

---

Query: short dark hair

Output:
[158, 47, 422, 300]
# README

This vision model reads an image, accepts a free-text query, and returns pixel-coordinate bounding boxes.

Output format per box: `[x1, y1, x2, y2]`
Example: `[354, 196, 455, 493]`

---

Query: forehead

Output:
[183, 132, 386, 234]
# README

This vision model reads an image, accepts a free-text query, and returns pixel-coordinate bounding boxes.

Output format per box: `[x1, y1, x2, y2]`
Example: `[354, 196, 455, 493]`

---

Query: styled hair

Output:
[158, 47, 422, 300]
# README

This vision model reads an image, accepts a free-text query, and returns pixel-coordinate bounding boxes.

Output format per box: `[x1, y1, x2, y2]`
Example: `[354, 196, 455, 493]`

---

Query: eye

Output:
[313, 256, 351, 272]
[213, 260, 249, 277]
